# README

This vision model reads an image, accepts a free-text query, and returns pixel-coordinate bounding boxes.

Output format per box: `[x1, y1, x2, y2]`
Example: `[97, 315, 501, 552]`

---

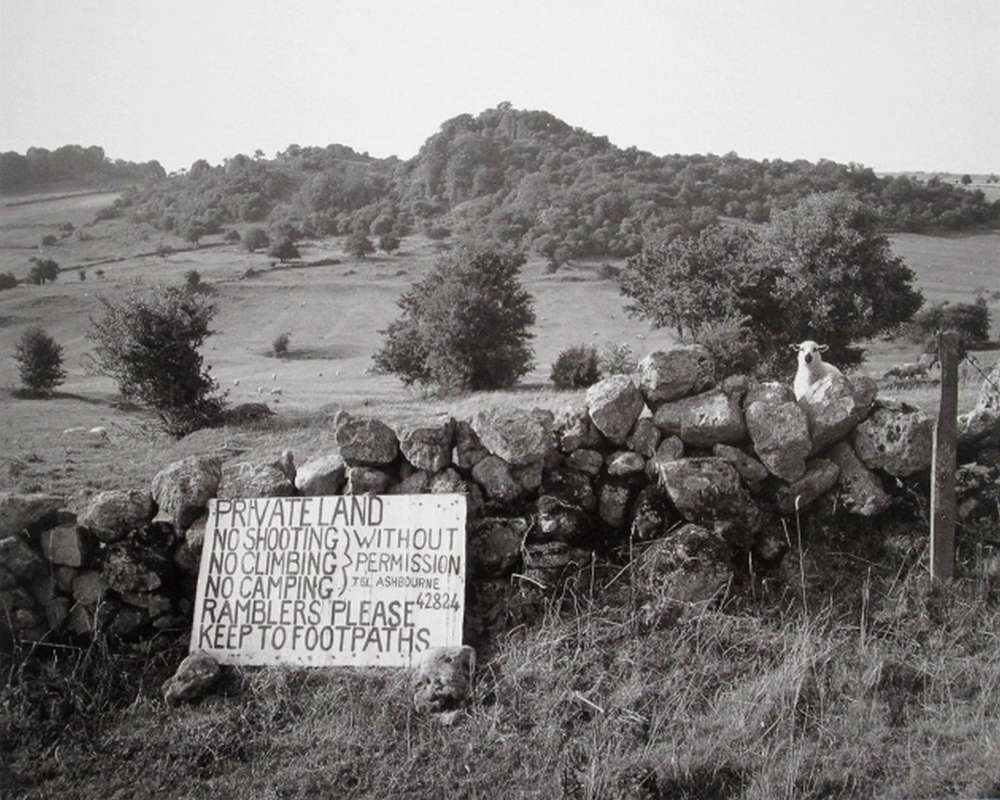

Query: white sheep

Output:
[791, 340, 843, 400]
[233, 379, 240, 386]
[62, 427, 109, 445]
[270, 387, 283, 395]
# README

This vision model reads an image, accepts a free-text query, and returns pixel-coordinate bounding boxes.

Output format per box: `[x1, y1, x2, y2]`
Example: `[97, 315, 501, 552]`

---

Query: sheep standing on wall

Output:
[791, 341, 843, 400]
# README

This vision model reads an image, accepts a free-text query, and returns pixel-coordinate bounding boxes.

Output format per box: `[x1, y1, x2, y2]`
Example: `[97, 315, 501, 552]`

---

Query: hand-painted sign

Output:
[190, 494, 466, 667]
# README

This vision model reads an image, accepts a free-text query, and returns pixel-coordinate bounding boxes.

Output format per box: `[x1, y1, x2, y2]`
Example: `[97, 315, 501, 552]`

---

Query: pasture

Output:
[2, 193, 999, 500]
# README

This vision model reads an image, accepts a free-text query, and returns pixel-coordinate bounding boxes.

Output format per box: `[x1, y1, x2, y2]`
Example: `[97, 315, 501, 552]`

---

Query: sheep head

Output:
[789, 340, 829, 370]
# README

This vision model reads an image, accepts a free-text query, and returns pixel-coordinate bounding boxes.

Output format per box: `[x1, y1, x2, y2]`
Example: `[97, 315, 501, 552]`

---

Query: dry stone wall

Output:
[3, 344, 1000, 649]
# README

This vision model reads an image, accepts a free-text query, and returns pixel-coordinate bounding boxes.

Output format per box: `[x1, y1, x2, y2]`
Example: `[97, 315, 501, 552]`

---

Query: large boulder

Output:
[637, 346, 715, 407]
[335, 414, 399, 467]
[852, 402, 933, 477]
[744, 400, 812, 482]
[958, 407, 1000, 448]
[744, 381, 794, 408]
[472, 456, 521, 504]
[469, 518, 527, 577]
[294, 453, 347, 496]
[635, 523, 733, 603]
[626, 417, 661, 458]
[429, 468, 485, 518]
[471, 408, 553, 466]
[162, 651, 221, 707]
[103, 544, 171, 594]
[657, 458, 762, 546]
[150, 455, 222, 531]
[712, 444, 769, 488]
[598, 482, 636, 529]
[586, 376, 645, 445]
[554, 402, 604, 453]
[399, 417, 455, 473]
[79, 490, 157, 543]
[0, 534, 44, 582]
[826, 441, 891, 517]
[566, 449, 604, 476]
[652, 389, 746, 447]
[776, 459, 840, 514]
[536, 496, 591, 544]
[630, 485, 680, 541]
[39, 525, 89, 567]
[0, 493, 65, 539]
[345, 467, 392, 495]
[453, 420, 489, 471]
[220, 454, 296, 499]
[606, 451, 646, 477]
[541, 469, 596, 512]
[645, 436, 684, 481]
[798, 373, 877, 452]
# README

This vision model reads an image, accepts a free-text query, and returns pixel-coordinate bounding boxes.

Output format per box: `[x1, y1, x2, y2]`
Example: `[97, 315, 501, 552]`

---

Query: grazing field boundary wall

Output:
[3, 345, 999, 649]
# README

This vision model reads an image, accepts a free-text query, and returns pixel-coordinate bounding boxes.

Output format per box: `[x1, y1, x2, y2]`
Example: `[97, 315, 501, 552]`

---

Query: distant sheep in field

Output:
[269, 387, 283, 395]
[233, 379, 240, 386]
[271, 373, 277, 380]
[257, 386, 264, 394]
[883, 356, 937, 381]
[62, 427, 110, 444]
[791, 340, 843, 401]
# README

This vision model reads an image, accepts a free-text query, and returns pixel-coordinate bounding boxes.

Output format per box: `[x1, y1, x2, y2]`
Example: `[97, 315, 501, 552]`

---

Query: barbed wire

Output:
[961, 349, 1000, 398]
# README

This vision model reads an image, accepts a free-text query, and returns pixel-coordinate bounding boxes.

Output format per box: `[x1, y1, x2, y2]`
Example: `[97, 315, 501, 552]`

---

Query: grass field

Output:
[1, 193, 999, 501]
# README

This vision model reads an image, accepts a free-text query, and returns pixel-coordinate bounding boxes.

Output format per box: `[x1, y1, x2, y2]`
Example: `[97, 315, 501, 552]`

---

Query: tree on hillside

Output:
[378, 232, 400, 254]
[374, 243, 535, 391]
[28, 259, 60, 285]
[0, 272, 18, 290]
[13, 327, 66, 396]
[87, 287, 224, 436]
[960, 174, 973, 185]
[621, 192, 924, 372]
[244, 227, 270, 252]
[268, 237, 300, 262]
[344, 230, 375, 258]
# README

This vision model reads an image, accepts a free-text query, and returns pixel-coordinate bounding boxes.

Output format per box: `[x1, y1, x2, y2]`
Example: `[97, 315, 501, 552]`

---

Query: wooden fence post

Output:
[930, 331, 959, 581]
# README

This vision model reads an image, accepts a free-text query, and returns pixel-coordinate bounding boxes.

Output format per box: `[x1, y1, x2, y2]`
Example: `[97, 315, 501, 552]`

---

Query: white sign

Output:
[190, 494, 466, 667]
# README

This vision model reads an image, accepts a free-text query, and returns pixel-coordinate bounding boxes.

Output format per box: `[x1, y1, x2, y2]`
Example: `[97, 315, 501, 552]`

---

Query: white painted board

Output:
[189, 494, 466, 667]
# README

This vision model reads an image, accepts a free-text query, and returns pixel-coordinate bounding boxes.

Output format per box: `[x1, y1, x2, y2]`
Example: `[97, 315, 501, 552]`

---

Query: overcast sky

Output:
[1, 0, 997, 173]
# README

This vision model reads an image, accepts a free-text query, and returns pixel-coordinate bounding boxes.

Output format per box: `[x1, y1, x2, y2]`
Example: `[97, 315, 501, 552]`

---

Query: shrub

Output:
[544, 259, 560, 275]
[95, 269, 105, 279]
[620, 193, 924, 369]
[86, 286, 225, 436]
[156, 243, 174, 257]
[40, 234, 58, 246]
[224, 229, 241, 243]
[13, 327, 66, 396]
[272, 331, 290, 357]
[599, 342, 637, 376]
[184, 270, 202, 290]
[686, 314, 770, 377]
[244, 227, 270, 252]
[0, 272, 17, 290]
[374, 242, 535, 392]
[378, 232, 400, 254]
[268, 237, 300, 262]
[27, 259, 59, 285]
[551, 345, 601, 389]
[344, 230, 375, 258]
[78, 269, 86, 282]
[909, 298, 991, 350]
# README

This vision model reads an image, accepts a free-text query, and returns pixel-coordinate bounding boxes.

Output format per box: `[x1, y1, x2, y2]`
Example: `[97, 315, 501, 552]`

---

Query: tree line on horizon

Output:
[0, 144, 165, 194]
[77, 104, 998, 260]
